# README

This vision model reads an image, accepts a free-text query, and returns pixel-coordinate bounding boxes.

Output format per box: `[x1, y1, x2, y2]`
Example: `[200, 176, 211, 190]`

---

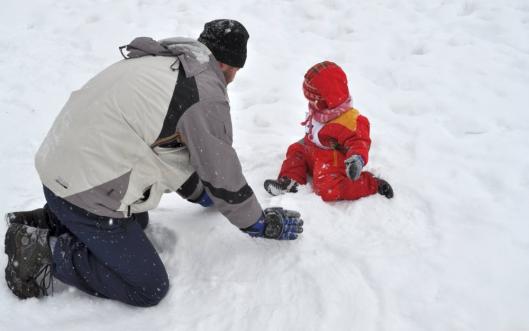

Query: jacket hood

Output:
[122, 37, 212, 77]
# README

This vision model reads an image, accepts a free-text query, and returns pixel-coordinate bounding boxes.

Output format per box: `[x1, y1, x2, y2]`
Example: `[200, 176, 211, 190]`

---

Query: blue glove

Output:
[345, 155, 364, 181]
[191, 190, 214, 207]
[242, 207, 303, 240]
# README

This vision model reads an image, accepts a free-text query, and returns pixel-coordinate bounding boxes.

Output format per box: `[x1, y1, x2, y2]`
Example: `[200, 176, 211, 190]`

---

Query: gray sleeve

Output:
[177, 100, 263, 228]
[176, 172, 204, 201]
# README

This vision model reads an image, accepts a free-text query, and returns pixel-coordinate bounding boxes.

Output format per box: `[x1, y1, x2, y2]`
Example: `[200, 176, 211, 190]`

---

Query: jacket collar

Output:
[121, 37, 211, 78]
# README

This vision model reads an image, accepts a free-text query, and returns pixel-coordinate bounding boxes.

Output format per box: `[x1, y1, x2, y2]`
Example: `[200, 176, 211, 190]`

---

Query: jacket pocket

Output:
[129, 183, 164, 214]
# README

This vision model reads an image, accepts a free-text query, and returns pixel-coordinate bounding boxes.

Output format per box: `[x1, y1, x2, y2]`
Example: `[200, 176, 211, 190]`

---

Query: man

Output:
[4, 19, 303, 307]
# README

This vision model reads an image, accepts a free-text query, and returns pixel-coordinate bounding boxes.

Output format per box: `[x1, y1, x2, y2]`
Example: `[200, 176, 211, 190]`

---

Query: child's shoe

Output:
[264, 177, 299, 196]
[377, 179, 394, 199]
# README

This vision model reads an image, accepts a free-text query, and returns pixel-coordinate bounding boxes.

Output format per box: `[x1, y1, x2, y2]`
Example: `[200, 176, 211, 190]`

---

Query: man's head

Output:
[198, 19, 249, 84]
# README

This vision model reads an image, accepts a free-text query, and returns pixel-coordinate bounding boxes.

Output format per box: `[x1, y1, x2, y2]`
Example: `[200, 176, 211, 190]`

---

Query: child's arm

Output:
[319, 109, 372, 165]
[340, 114, 371, 164]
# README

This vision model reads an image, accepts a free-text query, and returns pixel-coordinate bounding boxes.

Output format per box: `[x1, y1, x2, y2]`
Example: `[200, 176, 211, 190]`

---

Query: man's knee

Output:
[133, 212, 149, 230]
[131, 269, 170, 307]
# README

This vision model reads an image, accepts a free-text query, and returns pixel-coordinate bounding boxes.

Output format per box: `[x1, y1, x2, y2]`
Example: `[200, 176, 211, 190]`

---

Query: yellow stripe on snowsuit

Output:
[329, 108, 360, 132]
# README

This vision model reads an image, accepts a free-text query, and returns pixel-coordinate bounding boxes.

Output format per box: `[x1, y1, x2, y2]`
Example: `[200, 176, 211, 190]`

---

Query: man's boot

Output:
[5, 208, 50, 229]
[4, 223, 53, 299]
[264, 177, 299, 196]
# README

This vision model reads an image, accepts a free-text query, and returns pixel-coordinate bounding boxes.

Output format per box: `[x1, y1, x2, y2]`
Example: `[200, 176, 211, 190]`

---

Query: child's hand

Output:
[345, 155, 364, 181]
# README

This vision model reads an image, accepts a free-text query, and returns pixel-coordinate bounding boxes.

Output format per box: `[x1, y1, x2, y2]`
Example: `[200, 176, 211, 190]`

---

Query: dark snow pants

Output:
[43, 186, 169, 307]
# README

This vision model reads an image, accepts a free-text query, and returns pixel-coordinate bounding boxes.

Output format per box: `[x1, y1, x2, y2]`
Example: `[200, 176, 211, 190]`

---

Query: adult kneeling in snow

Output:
[4, 19, 303, 307]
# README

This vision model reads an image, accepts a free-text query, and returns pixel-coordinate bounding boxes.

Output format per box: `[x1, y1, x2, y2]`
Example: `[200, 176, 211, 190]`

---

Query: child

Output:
[264, 61, 393, 201]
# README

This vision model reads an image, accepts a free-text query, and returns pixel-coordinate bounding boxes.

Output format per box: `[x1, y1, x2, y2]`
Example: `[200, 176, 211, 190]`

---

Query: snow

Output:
[1, 0, 529, 330]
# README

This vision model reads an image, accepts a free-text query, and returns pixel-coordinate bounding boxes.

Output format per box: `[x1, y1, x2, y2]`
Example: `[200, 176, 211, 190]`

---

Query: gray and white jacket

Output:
[35, 37, 262, 228]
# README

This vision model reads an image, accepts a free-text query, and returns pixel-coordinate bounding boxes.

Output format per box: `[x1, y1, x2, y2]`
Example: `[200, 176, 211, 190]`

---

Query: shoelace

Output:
[34, 263, 53, 296]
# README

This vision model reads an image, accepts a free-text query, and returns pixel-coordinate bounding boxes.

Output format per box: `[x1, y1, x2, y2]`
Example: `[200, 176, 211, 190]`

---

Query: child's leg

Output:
[312, 150, 378, 201]
[278, 140, 309, 184]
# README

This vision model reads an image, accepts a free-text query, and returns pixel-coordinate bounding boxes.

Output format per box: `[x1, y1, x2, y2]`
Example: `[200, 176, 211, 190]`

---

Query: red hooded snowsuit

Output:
[277, 61, 379, 201]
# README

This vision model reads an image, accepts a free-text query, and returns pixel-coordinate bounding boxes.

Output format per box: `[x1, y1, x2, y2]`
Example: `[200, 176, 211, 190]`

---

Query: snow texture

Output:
[1, 0, 529, 330]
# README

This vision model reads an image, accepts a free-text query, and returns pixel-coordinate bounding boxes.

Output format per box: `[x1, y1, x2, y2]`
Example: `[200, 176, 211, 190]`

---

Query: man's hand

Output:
[242, 207, 303, 240]
[345, 155, 364, 181]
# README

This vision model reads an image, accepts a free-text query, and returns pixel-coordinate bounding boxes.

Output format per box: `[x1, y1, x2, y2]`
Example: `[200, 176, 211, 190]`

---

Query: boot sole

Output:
[4, 223, 23, 277]
[4, 224, 42, 299]
[4, 224, 37, 280]
[4, 213, 13, 226]
[5, 264, 40, 299]
[4, 223, 18, 263]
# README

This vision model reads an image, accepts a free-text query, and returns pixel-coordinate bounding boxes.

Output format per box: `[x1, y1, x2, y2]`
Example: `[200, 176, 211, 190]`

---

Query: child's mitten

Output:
[345, 155, 364, 181]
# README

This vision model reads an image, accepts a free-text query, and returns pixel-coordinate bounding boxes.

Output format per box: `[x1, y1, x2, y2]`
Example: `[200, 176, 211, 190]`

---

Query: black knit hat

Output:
[198, 19, 249, 68]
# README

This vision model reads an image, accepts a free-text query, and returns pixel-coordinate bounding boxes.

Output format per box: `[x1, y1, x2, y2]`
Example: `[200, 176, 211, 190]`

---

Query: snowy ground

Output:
[1, 0, 529, 330]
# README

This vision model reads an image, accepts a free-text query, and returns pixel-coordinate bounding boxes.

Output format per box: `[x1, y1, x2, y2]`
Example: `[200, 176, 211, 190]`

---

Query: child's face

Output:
[309, 99, 328, 111]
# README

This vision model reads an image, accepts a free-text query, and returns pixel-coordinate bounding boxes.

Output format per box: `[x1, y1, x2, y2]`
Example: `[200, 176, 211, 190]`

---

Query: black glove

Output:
[242, 207, 304, 240]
